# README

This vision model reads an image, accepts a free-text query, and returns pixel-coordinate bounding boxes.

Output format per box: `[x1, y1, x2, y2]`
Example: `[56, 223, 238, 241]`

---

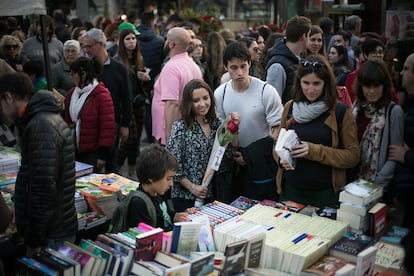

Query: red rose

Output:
[227, 120, 238, 133]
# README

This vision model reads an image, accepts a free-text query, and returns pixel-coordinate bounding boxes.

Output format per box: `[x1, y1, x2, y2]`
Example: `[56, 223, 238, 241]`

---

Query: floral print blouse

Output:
[166, 119, 220, 200]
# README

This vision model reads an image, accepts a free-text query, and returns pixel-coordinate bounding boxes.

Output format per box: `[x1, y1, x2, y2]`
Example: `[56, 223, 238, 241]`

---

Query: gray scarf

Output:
[292, 101, 329, 123]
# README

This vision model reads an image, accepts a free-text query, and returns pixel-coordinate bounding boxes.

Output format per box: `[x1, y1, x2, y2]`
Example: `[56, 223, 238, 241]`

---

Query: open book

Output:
[275, 128, 300, 168]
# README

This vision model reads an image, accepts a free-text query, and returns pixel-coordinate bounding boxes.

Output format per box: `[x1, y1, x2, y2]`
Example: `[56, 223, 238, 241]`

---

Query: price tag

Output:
[211, 146, 226, 171]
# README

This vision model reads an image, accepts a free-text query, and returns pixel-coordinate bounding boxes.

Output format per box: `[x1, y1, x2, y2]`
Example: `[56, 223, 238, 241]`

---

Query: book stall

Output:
[0, 147, 409, 275]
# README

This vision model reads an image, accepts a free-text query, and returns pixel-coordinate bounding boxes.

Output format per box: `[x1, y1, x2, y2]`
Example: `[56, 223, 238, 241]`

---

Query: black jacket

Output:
[265, 38, 299, 104]
[137, 24, 165, 85]
[15, 90, 77, 247]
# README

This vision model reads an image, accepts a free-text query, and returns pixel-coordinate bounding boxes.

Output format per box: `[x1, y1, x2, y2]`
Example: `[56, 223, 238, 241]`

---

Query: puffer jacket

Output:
[65, 82, 116, 161]
[15, 90, 77, 248]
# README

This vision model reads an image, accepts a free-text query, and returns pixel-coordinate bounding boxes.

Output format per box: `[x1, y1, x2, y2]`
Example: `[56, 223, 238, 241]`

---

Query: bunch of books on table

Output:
[337, 179, 385, 235]
[0, 146, 20, 187]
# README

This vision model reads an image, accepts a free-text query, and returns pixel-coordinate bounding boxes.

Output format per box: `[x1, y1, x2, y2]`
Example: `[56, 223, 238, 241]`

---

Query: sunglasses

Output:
[301, 60, 326, 69]
[5, 44, 18, 50]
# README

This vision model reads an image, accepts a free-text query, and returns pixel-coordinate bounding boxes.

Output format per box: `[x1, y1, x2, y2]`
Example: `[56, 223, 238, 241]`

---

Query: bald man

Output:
[152, 27, 203, 145]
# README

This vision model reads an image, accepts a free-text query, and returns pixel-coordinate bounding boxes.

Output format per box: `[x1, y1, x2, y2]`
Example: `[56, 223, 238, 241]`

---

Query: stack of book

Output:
[0, 147, 20, 186]
[79, 187, 121, 220]
[337, 179, 384, 233]
[87, 173, 140, 196]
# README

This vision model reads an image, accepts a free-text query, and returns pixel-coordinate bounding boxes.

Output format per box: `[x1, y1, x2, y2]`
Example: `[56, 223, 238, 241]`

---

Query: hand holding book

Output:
[275, 128, 301, 169]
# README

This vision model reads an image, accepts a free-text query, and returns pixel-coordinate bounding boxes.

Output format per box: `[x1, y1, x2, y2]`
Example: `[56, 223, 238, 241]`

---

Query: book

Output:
[97, 233, 135, 276]
[230, 196, 260, 211]
[171, 221, 202, 256]
[137, 222, 173, 253]
[339, 179, 383, 206]
[87, 173, 140, 195]
[57, 243, 97, 276]
[275, 200, 306, 212]
[222, 239, 249, 275]
[34, 249, 77, 276]
[89, 240, 122, 276]
[336, 209, 367, 231]
[367, 202, 387, 239]
[335, 263, 356, 276]
[78, 239, 112, 275]
[245, 232, 266, 269]
[302, 255, 349, 275]
[190, 252, 215, 276]
[75, 161, 94, 177]
[16, 257, 58, 276]
[274, 128, 300, 168]
[375, 241, 405, 271]
[135, 227, 164, 261]
[380, 225, 410, 244]
[43, 248, 81, 276]
[355, 246, 377, 276]
[339, 202, 372, 217]
[191, 214, 216, 252]
[328, 231, 374, 263]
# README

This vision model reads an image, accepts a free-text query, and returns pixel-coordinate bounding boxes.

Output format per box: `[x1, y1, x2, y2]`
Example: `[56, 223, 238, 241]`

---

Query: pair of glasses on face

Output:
[5, 44, 18, 50]
[301, 60, 326, 69]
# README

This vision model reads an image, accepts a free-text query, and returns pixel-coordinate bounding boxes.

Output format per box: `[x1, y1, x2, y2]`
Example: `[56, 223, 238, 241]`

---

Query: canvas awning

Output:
[0, 0, 46, 16]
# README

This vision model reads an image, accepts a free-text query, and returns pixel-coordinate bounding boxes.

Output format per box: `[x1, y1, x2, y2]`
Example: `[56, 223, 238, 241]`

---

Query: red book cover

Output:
[368, 202, 387, 239]
[135, 227, 163, 261]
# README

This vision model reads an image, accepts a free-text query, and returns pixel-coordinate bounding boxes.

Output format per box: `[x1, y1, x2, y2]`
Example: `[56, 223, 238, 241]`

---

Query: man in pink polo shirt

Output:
[152, 27, 203, 145]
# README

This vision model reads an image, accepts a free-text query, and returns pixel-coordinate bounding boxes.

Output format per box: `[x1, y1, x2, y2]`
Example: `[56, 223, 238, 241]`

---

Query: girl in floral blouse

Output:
[166, 79, 240, 211]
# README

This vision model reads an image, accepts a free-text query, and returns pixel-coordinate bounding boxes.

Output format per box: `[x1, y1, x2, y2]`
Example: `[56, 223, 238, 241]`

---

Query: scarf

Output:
[357, 105, 386, 182]
[292, 101, 329, 123]
[69, 79, 99, 148]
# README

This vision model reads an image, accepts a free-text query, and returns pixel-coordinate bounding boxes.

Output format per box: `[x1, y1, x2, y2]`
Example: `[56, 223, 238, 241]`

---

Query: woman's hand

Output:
[291, 142, 309, 158]
[389, 144, 409, 163]
[191, 184, 208, 198]
[280, 159, 294, 170]
[229, 112, 241, 126]
[137, 71, 151, 82]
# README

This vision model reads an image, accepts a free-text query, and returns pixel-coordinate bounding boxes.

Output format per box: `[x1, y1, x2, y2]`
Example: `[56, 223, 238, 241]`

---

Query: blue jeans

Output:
[46, 234, 76, 250]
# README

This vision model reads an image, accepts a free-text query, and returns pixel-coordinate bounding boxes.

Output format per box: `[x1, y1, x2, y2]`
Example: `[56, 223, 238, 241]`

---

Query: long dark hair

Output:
[291, 54, 338, 109]
[117, 28, 144, 73]
[180, 79, 217, 128]
[355, 59, 392, 112]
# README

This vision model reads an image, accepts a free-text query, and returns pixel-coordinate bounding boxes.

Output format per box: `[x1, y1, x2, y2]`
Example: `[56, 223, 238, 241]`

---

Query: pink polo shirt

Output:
[152, 52, 203, 144]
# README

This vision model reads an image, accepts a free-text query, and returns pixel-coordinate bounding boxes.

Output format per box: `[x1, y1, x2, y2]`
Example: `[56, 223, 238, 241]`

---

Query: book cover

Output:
[135, 227, 164, 261]
[16, 257, 58, 276]
[190, 252, 215, 276]
[328, 232, 374, 263]
[90, 240, 122, 276]
[98, 233, 135, 276]
[137, 222, 173, 253]
[375, 241, 404, 271]
[79, 239, 112, 275]
[380, 225, 410, 245]
[33, 251, 74, 276]
[43, 248, 81, 276]
[171, 221, 202, 256]
[191, 214, 216, 252]
[275, 200, 306, 212]
[245, 232, 266, 269]
[75, 161, 94, 178]
[88, 173, 140, 195]
[339, 179, 383, 206]
[367, 202, 387, 239]
[302, 255, 348, 276]
[230, 196, 260, 211]
[275, 128, 300, 168]
[355, 246, 377, 276]
[222, 239, 249, 275]
[57, 244, 96, 276]
[339, 202, 371, 217]
[335, 263, 356, 276]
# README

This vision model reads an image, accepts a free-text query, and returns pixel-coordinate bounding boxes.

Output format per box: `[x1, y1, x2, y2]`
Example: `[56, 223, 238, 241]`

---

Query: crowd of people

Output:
[0, 8, 414, 275]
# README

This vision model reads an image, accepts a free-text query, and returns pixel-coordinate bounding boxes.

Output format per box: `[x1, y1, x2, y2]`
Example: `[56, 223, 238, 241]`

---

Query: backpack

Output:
[110, 190, 157, 233]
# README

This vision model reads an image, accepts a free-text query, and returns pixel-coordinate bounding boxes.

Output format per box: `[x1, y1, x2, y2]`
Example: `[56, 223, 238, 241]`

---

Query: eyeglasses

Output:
[83, 43, 96, 49]
[301, 60, 326, 69]
[5, 44, 18, 50]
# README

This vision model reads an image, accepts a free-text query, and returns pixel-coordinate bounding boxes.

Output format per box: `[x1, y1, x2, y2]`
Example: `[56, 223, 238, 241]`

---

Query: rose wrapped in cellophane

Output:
[194, 116, 238, 207]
